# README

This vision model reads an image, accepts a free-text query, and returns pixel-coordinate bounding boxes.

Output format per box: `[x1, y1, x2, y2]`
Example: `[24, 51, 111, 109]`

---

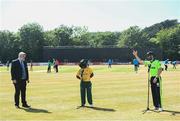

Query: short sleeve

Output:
[144, 60, 150, 67]
[76, 69, 81, 77]
[89, 68, 93, 74]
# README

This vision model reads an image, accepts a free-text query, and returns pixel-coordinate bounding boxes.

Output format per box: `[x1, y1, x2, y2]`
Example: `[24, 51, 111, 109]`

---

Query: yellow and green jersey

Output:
[76, 67, 93, 82]
[144, 60, 162, 77]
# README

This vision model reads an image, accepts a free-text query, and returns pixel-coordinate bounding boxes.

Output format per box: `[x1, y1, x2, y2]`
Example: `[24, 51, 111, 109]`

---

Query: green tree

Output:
[44, 30, 56, 46]
[155, 25, 180, 60]
[97, 32, 120, 46]
[72, 26, 90, 46]
[0, 31, 20, 62]
[85, 32, 120, 47]
[19, 23, 44, 61]
[118, 26, 149, 49]
[54, 25, 73, 46]
[143, 19, 178, 38]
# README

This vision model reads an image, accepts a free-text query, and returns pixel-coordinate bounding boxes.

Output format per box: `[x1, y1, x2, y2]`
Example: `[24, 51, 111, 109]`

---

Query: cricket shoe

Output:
[154, 107, 159, 111]
[159, 108, 163, 112]
[89, 104, 94, 108]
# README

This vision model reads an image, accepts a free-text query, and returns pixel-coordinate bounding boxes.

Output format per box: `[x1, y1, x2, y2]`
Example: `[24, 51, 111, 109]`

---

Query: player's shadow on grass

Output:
[21, 107, 52, 113]
[143, 109, 180, 116]
[76, 106, 116, 112]
[163, 109, 180, 116]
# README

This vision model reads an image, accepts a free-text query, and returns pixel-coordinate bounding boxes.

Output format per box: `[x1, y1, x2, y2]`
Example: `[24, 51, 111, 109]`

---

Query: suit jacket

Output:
[11, 59, 29, 82]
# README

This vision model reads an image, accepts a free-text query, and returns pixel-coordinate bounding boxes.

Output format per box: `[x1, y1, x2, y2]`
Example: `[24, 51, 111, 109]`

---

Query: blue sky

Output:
[0, 0, 180, 32]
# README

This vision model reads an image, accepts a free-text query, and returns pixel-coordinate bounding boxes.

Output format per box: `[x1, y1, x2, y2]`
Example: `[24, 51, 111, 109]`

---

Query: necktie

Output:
[21, 61, 26, 79]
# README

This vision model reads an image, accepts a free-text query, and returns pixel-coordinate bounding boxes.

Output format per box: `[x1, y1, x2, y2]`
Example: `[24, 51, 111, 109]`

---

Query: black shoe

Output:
[15, 105, 20, 109]
[22, 104, 31, 108]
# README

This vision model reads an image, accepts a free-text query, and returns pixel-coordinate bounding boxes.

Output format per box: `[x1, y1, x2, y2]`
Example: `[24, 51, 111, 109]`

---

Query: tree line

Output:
[0, 19, 179, 62]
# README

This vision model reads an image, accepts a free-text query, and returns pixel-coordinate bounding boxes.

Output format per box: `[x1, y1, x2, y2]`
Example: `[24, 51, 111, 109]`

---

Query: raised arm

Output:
[133, 50, 144, 64]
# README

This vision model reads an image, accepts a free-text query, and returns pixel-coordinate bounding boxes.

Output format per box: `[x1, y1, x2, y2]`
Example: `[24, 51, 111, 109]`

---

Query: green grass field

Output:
[0, 65, 180, 121]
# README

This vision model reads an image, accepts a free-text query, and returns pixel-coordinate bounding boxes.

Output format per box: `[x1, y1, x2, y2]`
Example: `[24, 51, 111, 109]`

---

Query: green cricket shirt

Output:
[144, 60, 162, 77]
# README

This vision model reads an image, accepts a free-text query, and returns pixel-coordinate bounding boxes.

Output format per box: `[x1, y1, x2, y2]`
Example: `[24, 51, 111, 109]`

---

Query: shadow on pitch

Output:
[163, 109, 180, 116]
[76, 106, 116, 112]
[142, 109, 180, 116]
[20, 107, 52, 113]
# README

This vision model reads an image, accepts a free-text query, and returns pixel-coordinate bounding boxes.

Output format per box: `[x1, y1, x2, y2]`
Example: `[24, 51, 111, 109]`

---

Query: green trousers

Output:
[80, 81, 93, 106]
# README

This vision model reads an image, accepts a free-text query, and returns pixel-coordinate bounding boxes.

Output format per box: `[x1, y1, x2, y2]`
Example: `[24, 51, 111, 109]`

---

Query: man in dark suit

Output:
[11, 52, 30, 108]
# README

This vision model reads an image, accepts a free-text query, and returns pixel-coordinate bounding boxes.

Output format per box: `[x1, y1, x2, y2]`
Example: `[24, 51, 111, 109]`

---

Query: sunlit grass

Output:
[0, 65, 179, 120]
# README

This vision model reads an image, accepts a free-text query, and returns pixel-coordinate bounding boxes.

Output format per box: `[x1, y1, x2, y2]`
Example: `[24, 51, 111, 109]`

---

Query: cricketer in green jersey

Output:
[133, 50, 163, 112]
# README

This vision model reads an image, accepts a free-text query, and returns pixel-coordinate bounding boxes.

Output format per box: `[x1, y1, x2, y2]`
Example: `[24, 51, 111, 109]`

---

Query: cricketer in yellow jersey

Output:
[76, 59, 94, 107]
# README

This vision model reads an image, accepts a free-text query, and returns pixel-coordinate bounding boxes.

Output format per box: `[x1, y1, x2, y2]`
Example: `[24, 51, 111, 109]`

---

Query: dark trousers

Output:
[47, 66, 51, 73]
[54, 65, 58, 73]
[165, 65, 168, 71]
[173, 64, 176, 69]
[108, 64, 112, 68]
[55, 65, 58, 73]
[150, 77, 162, 108]
[14, 80, 27, 106]
[80, 81, 93, 105]
[134, 65, 138, 72]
